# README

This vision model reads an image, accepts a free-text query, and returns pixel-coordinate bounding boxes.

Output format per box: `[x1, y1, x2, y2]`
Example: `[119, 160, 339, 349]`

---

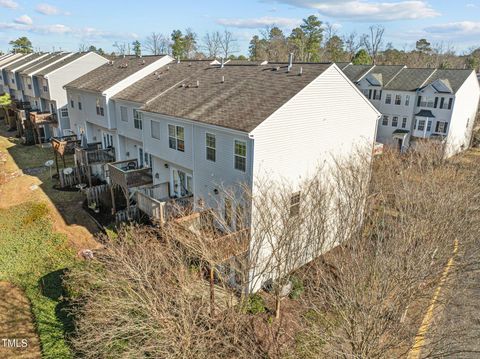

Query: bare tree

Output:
[112, 41, 129, 56]
[362, 25, 385, 65]
[145, 32, 170, 55]
[219, 29, 237, 59]
[203, 31, 222, 58]
[344, 32, 361, 61]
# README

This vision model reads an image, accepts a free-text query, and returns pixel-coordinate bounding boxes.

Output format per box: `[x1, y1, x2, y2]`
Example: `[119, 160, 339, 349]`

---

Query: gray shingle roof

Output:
[20, 52, 71, 75]
[364, 65, 405, 86]
[65, 55, 167, 93]
[113, 60, 211, 103]
[342, 65, 373, 82]
[423, 69, 473, 93]
[141, 62, 332, 133]
[3, 53, 47, 71]
[335, 62, 351, 70]
[36, 53, 88, 76]
[384, 68, 436, 91]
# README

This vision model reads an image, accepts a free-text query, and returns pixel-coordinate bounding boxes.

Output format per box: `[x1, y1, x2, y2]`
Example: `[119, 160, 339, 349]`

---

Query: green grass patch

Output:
[0, 202, 76, 358]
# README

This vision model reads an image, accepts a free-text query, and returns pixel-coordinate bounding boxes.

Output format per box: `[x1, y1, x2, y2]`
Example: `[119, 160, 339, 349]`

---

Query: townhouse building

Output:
[339, 63, 480, 156]
[67, 59, 380, 291]
[0, 51, 108, 141]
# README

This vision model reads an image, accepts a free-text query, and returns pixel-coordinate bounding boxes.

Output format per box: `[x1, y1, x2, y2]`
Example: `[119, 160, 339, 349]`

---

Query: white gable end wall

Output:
[446, 71, 480, 157]
[250, 64, 380, 186]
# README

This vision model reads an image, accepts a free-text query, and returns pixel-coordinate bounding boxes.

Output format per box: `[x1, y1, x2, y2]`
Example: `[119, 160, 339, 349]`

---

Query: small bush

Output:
[245, 293, 266, 314]
[289, 276, 304, 300]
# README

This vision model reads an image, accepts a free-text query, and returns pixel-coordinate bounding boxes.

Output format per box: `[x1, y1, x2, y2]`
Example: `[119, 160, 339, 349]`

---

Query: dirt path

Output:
[0, 282, 41, 359]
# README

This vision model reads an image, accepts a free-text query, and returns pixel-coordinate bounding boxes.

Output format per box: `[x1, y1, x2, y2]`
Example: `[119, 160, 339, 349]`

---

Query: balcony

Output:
[30, 111, 58, 126]
[75, 143, 115, 166]
[107, 159, 153, 190]
[136, 182, 194, 224]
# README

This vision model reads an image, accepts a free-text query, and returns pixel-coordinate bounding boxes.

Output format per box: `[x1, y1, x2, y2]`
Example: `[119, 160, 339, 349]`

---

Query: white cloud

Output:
[0, 0, 18, 9]
[216, 16, 302, 29]
[272, 0, 439, 21]
[35, 3, 70, 16]
[14, 15, 33, 25]
[424, 21, 480, 36]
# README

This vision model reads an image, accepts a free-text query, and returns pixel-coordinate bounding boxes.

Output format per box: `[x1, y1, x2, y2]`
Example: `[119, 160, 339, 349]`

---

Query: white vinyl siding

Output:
[151, 120, 160, 139]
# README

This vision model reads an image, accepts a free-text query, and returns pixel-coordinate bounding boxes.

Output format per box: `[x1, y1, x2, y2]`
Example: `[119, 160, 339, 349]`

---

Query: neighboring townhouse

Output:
[0, 53, 28, 93]
[65, 54, 173, 160]
[1, 53, 50, 99]
[340, 63, 480, 156]
[26, 52, 109, 138]
[85, 60, 379, 291]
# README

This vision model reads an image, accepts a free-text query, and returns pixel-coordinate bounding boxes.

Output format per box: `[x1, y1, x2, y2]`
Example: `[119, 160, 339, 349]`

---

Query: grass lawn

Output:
[0, 202, 76, 359]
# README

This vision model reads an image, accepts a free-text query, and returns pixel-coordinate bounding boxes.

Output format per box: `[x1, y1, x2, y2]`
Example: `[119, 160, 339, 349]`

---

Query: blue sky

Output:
[1, 0, 479, 55]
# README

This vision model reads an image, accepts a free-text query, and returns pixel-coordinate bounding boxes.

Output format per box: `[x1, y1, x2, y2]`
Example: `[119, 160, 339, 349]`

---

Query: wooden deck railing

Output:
[107, 159, 153, 189]
[75, 146, 115, 166]
[30, 111, 57, 125]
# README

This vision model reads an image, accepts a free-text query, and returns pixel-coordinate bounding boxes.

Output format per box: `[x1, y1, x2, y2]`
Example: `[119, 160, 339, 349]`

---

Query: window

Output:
[290, 192, 301, 217]
[234, 140, 247, 172]
[27, 84, 32, 90]
[78, 97, 82, 110]
[120, 106, 128, 122]
[151, 120, 160, 139]
[385, 94, 392, 104]
[60, 108, 69, 118]
[96, 99, 104, 116]
[417, 119, 426, 131]
[206, 133, 216, 162]
[362, 89, 369, 98]
[435, 121, 448, 134]
[373, 90, 382, 100]
[448, 98, 453, 110]
[426, 120, 432, 132]
[11, 78, 14, 84]
[382, 115, 389, 126]
[405, 95, 410, 106]
[133, 109, 143, 129]
[419, 97, 435, 108]
[168, 124, 185, 152]
[392, 116, 399, 127]
[402, 117, 407, 129]
[70, 99, 74, 108]
[395, 94, 402, 105]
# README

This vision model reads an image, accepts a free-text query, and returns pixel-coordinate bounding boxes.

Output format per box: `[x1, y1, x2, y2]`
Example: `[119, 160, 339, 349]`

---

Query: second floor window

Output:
[417, 119, 426, 131]
[151, 120, 160, 140]
[133, 110, 143, 129]
[382, 115, 389, 126]
[405, 95, 410, 106]
[395, 94, 402, 105]
[206, 133, 216, 162]
[385, 94, 392, 104]
[70, 99, 74, 108]
[120, 106, 128, 122]
[234, 140, 247, 172]
[78, 96, 82, 110]
[392, 116, 399, 127]
[96, 99, 104, 116]
[168, 124, 185, 152]
[60, 108, 69, 118]
[290, 192, 301, 217]
[402, 117, 407, 129]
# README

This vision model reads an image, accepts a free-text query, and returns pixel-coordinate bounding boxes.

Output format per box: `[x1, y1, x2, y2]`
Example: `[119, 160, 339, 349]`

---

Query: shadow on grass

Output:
[39, 269, 75, 338]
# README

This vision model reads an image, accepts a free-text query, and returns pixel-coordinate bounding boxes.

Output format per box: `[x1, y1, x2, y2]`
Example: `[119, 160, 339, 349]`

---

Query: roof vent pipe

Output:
[221, 76, 225, 83]
[177, 58, 180, 64]
[196, 80, 199, 87]
[221, 58, 225, 68]
[288, 53, 294, 72]
[299, 67, 303, 76]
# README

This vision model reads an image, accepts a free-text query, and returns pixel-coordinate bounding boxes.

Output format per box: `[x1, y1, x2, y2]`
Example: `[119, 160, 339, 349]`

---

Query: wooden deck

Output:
[107, 159, 153, 189]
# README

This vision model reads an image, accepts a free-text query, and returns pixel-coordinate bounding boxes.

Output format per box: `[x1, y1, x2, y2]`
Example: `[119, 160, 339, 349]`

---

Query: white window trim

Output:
[206, 132, 216, 162]
[234, 139, 247, 172]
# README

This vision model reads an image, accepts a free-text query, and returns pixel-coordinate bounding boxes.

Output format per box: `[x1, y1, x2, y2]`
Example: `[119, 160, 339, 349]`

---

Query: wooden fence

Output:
[115, 206, 140, 225]
[85, 184, 111, 208]
[58, 165, 90, 188]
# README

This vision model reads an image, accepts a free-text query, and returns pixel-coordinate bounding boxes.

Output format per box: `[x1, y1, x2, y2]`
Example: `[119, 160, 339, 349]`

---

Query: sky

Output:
[0, 0, 480, 55]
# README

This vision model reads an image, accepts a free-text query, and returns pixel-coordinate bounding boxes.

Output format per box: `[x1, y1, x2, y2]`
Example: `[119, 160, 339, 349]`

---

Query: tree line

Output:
[5, 15, 480, 70]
